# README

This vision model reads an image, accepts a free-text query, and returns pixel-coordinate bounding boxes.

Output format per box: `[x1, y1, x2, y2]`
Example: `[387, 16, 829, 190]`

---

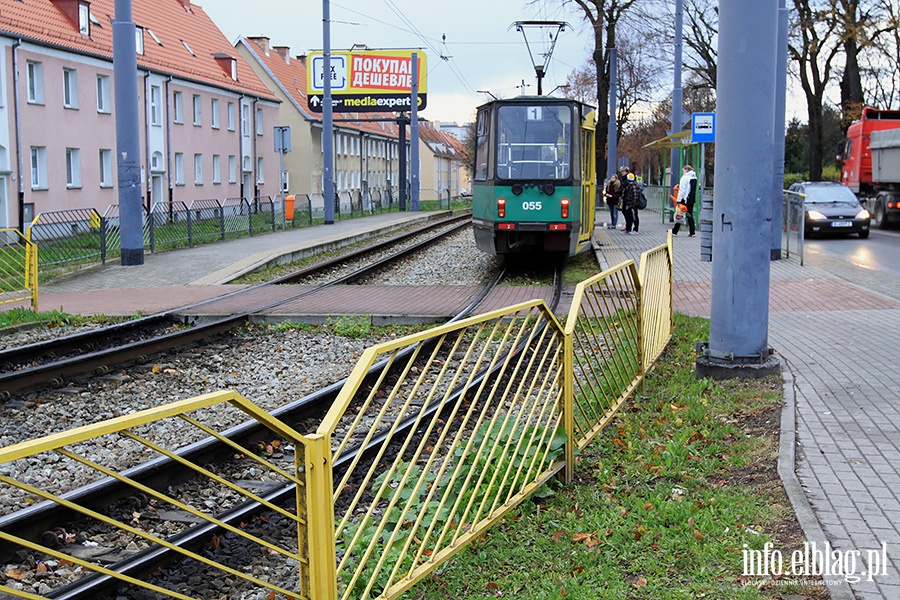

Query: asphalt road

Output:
[803, 226, 900, 279]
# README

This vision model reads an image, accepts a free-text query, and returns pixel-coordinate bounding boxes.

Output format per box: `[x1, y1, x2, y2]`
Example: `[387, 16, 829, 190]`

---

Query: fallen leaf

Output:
[552, 530, 565, 543]
[36, 562, 48, 574]
[633, 577, 647, 587]
[151, 364, 160, 374]
[4, 568, 27, 580]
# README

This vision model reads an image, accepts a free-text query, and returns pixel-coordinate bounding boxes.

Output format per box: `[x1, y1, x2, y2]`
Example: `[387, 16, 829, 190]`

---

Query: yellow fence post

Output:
[304, 433, 338, 600]
[562, 328, 575, 485]
[28, 234, 38, 312]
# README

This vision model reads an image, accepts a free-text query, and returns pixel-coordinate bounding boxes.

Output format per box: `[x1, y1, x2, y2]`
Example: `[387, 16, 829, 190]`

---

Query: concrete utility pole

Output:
[323, 0, 335, 224]
[113, 0, 143, 266]
[410, 53, 420, 211]
[669, 0, 684, 193]
[771, 0, 789, 260]
[697, 0, 781, 379]
[607, 46, 618, 179]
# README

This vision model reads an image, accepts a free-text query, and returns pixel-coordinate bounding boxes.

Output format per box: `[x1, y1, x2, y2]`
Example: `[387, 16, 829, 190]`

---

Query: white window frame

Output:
[30, 147, 47, 190]
[149, 84, 162, 126]
[78, 2, 90, 35]
[96, 75, 110, 113]
[256, 157, 264, 183]
[211, 98, 220, 129]
[99, 149, 113, 188]
[135, 27, 144, 55]
[228, 155, 237, 183]
[241, 104, 250, 136]
[194, 153, 203, 185]
[227, 102, 236, 131]
[66, 148, 82, 189]
[63, 68, 78, 109]
[173, 91, 184, 123]
[256, 107, 263, 135]
[192, 94, 202, 126]
[212, 154, 221, 184]
[174, 152, 185, 185]
[27, 61, 44, 104]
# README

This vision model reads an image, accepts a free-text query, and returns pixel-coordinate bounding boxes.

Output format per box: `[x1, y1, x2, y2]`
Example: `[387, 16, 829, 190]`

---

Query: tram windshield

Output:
[496, 104, 572, 180]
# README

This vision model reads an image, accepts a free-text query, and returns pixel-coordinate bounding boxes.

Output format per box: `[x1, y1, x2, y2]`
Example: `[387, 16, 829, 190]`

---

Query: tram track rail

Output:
[0, 258, 565, 599]
[0, 214, 472, 400]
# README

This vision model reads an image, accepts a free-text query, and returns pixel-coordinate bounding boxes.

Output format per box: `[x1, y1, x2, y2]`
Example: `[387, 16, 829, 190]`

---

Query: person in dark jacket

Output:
[604, 173, 623, 229]
[621, 172, 640, 234]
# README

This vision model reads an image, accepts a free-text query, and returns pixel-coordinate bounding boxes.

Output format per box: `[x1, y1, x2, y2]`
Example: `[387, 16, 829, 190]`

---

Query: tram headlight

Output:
[560, 198, 570, 219]
[497, 198, 507, 218]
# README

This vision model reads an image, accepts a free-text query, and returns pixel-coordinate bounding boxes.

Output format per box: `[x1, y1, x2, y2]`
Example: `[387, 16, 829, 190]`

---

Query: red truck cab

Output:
[838, 107, 900, 196]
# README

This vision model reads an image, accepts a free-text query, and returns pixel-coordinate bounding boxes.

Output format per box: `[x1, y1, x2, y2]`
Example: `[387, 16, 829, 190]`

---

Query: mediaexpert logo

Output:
[742, 541, 889, 584]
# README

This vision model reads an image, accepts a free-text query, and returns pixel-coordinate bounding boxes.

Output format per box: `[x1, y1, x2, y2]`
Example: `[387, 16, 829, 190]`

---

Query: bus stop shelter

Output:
[643, 130, 705, 223]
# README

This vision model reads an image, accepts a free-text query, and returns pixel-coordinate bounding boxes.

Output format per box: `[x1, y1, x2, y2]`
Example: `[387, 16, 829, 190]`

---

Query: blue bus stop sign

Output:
[691, 112, 716, 143]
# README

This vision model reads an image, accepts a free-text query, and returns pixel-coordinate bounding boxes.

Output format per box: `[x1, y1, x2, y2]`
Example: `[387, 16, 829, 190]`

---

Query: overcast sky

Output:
[201, 0, 595, 124]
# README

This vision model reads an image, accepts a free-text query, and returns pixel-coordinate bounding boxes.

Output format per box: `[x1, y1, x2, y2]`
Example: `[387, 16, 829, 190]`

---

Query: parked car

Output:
[787, 181, 871, 239]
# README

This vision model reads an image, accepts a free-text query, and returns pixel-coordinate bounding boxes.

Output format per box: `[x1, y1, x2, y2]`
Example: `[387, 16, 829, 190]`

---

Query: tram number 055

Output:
[522, 201, 543, 211]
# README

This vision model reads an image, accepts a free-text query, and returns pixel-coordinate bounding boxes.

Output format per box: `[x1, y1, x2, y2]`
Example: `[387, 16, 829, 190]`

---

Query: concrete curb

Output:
[779, 363, 855, 600]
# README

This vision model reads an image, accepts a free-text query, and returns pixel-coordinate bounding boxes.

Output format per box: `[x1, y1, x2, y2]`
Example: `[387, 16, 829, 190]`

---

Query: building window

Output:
[30, 147, 47, 189]
[256, 157, 264, 183]
[63, 68, 78, 109]
[135, 27, 144, 55]
[194, 154, 203, 184]
[66, 148, 82, 188]
[173, 91, 184, 123]
[212, 154, 221, 184]
[174, 152, 184, 185]
[99, 149, 113, 187]
[211, 98, 220, 129]
[241, 105, 250, 136]
[192, 94, 201, 126]
[256, 107, 263, 135]
[26, 61, 44, 104]
[147, 28, 162, 46]
[96, 75, 110, 113]
[228, 155, 237, 183]
[181, 40, 196, 56]
[150, 84, 162, 126]
[78, 2, 90, 35]
[227, 102, 235, 131]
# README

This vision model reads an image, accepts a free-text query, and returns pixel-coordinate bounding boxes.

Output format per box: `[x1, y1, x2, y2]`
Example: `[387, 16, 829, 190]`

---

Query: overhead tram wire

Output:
[379, 0, 478, 95]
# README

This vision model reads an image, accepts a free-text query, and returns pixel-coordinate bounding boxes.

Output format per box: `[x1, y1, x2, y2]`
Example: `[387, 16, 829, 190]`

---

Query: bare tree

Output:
[789, 0, 842, 180]
[552, 0, 638, 181]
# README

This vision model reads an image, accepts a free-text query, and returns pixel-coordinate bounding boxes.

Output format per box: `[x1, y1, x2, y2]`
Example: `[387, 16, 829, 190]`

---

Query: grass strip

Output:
[405, 314, 827, 599]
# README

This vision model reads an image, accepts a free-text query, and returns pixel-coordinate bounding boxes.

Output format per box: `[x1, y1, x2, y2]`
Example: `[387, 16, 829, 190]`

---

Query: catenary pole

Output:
[323, 0, 335, 224]
[669, 0, 683, 194]
[410, 53, 420, 211]
[606, 46, 618, 178]
[113, 0, 144, 266]
[699, 0, 781, 378]
[771, 0, 789, 260]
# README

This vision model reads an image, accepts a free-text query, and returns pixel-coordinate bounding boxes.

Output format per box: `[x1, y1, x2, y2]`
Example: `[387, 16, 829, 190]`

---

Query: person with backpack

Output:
[621, 172, 641, 235]
[673, 165, 698, 237]
[604, 173, 623, 229]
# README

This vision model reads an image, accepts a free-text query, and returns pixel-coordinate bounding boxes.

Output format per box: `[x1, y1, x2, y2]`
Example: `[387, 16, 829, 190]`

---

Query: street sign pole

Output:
[113, 0, 143, 266]
[410, 53, 420, 211]
[322, 0, 335, 224]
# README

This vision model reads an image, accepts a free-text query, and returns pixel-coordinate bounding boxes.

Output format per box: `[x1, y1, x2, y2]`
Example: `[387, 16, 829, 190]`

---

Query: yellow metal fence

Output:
[0, 229, 38, 311]
[0, 240, 673, 600]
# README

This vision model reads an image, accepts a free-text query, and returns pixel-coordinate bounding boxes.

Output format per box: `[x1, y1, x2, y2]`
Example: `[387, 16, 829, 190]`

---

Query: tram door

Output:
[578, 111, 597, 247]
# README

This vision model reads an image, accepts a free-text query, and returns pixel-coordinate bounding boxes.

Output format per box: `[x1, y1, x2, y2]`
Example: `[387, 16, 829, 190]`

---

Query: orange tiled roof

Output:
[0, 0, 277, 100]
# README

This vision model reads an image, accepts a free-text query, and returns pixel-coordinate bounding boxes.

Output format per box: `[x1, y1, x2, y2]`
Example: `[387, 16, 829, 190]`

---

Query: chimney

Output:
[248, 36, 271, 55]
[273, 46, 290, 64]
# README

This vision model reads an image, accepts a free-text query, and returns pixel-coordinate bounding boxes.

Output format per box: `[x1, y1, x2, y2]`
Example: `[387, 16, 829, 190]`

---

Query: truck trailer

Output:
[838, 106, 900, 228]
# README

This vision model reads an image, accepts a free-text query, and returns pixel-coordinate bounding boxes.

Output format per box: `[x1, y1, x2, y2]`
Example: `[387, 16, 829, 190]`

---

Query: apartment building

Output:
[0, 0, 280, 231]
